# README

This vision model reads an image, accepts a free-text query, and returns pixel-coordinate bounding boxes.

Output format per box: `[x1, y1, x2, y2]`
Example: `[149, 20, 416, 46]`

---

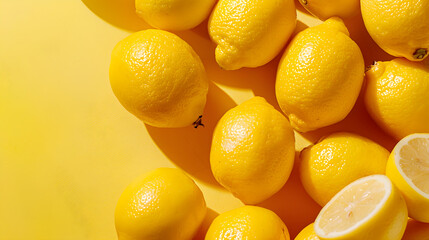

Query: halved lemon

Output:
[314, 175, 408, 240]
[386, 133, 429, 223]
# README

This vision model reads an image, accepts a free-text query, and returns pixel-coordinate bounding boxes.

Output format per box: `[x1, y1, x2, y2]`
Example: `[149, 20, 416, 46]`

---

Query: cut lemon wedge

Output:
[386, 133, 429, 223]
[314, 175, 408, 240]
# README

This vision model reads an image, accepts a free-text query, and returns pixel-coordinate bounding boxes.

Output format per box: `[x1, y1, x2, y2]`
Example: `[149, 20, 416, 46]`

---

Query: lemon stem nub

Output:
[301, 0, 308, 5]
[193, 115, 204, 128]
[413, 48, 428, 59]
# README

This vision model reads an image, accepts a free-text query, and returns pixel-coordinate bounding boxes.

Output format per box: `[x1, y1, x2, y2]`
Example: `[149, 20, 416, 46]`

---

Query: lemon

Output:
[205, 206, 290, 240]
[386, 133, 429, 223]
[208, 0, 297, 70]
[210, 97, 295, 204]
[361, 0, 429, 61]
[364, 58, 429, 139]
[115, 168, 206, 240]
[109, 29, 209, 128]
[295, 223, 320, 240]
[275, 17, 364, 132]
[300, 132, 389, 206]
[135, 0, 217, 31]
[314, 175, 408, 240]
[403, 219, 429, 240]
[298, 0, 359, 20]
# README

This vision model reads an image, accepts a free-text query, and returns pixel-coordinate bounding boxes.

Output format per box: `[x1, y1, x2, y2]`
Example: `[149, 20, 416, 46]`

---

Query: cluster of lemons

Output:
[109, 0, 429, 239]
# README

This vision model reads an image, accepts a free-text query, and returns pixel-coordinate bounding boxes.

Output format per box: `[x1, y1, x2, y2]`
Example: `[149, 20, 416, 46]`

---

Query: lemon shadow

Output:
[257, 151, 321, 238]
[81, 0, 151, 32]
[146, 82, 237, 189]
[193, 208, 219, 240]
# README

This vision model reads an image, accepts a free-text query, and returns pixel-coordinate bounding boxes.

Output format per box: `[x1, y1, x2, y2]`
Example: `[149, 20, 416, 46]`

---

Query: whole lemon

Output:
[135, 0, 217, 31]
[364, 58, 429, 139]
[361, 0, 429, 61]
[115, 168, 206, 240]
[276, 17, 364, 132]
[110, 29, 209, 128]
[298, 0, 359, 20]
[205, 206, 290, 240]
[295, 223, 320, 240]
[210, 97, 295, 204]
[208, 0, 297, 70]
[300, 132, 389, 206]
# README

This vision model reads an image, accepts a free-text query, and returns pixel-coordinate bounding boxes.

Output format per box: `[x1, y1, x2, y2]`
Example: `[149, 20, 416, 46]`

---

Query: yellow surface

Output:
[0, 0, 398, 239]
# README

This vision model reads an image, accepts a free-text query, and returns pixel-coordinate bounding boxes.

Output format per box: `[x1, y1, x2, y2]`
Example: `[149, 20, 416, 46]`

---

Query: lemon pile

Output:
[108, 0, 429, 239]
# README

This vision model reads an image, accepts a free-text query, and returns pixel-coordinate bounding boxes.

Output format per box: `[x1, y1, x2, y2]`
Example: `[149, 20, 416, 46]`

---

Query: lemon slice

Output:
[314, 175, 408, 240]
[386, 133, 429, 223]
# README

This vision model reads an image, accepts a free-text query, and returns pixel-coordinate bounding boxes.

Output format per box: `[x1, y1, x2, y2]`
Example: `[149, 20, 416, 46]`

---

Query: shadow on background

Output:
[193, 208, 219, 240]
[146, 82, 237, 189]
[81, 0, 150, 31]
[257, 152, 321, 238]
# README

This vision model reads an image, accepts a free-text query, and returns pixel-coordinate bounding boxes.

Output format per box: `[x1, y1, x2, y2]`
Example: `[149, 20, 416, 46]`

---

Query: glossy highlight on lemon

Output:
[300, 132, 389, 206]
[135, 0, 217, 31]
[208, 0, 297, 70]
[364, 58, 429, 139]
[276, 17, 364, 132]
[210, 97, 295, 204]
[314, 175, 408, 240]
[361, 0, 429, 61]
[115, 168, 206, 240]
[205, 206, 290, 240]
[109, 29, 209, 128]
[386, 133, 429, 223]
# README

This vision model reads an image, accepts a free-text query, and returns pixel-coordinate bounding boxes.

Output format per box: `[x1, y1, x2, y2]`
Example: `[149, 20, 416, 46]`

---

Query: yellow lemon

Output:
[403, 219, 429, 240]
[210, 97, 295, 204]
[115, 168, 206, 240]
[205, 206, 290, 240]
[314, 175, 408, 240]
[361, 0, 429, 61]
[295, 223, 320, 240]
[300, 132, 389, 206]
[208, 0, 297, 70]
[386, 133, 429, 223]
[135, 0, 217, 31]
[276, 17, 364, 132]
[364, 58, 429, 139]
[110, 29, 209, 128]
[298, 0, 359, 20]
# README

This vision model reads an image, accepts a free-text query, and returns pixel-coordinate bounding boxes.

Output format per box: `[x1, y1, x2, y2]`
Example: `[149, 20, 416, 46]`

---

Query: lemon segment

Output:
[386, 133, 429, 223]
[314, 175, 408, 240]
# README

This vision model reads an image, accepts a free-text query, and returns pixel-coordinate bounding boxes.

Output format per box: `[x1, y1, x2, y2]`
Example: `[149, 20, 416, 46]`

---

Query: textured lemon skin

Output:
[275, 17, 364, 132]
[299, 0, 359, 20]
[364, 59, 429, 139]
[135, 0, 217, 31]
[361, 0, 429, 61]
[295, 223, 320, 240]
[210, 97, 295, 204]
[402, 219, 429, 240]
[315, 175, 408, 240]
[115, 168, 207, 240]
[109, 29, 208, 128]
[386, 134, 429, 223]
[300, 132, 389, 206]
[208, 0, 297, 70]
[205, 206, 290, 240]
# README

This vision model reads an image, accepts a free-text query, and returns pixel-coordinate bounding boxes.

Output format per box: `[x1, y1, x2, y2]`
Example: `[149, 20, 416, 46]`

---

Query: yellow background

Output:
[0, 0, 396, 239]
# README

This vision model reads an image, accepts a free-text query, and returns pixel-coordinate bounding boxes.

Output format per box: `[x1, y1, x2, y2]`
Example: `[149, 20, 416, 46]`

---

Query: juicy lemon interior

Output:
[318, 178, 386, 234]
[399, 137, 429, 194]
